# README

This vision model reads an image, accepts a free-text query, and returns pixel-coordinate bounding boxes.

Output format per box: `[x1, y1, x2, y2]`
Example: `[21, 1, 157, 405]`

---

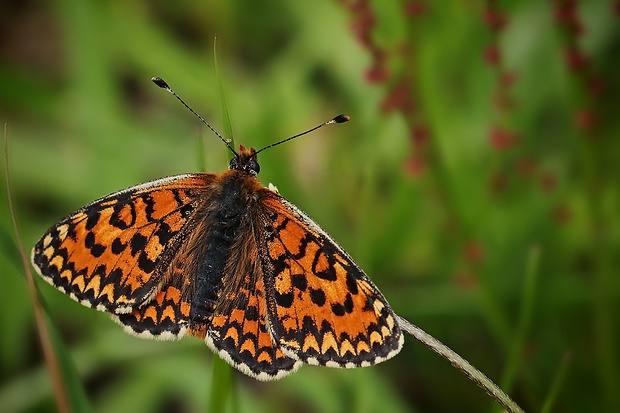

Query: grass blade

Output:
[3, 123, 93, 413]
[540, 352, 571, 413]
[499, 246, 541, 396]
[214, 36, 235, 161]
[205, 40, 236, 413]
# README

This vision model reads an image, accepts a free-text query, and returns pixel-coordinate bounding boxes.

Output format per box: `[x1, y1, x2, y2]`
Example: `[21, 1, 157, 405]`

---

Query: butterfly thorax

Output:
[229, 145, 260, 176]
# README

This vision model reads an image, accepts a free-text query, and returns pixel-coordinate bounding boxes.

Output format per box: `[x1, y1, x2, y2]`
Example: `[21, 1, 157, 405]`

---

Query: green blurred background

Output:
[2, 0, 619, 412]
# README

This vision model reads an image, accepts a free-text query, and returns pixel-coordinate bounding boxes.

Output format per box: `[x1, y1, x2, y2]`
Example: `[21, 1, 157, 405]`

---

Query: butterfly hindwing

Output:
[114, 263, 193, 339]
[205, 274, 301, 380]
[201, 202, 301, 380]
[256, 190, 404, 367]
[32, 174, 216, 315]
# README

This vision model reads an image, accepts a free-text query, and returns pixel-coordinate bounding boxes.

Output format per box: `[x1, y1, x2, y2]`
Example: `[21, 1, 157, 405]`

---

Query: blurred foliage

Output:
[1, 0, 620, 412]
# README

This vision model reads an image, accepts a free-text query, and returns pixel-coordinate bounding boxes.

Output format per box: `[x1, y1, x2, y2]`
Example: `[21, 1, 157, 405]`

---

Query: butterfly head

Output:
[229, 145, 260, 176]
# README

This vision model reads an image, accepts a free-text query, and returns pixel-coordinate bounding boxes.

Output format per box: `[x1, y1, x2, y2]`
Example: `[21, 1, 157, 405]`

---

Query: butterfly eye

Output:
[248, 159, 260, 175]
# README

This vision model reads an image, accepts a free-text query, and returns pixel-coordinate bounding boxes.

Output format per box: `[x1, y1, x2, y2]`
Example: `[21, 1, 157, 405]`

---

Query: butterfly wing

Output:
[114, 263, 194, 339]
[256, 190, 404, 368]
[31, 174, 216, 316]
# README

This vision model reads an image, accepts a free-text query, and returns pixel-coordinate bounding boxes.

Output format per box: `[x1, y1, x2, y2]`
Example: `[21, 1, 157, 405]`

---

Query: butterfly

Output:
[31, 77, 403, 381]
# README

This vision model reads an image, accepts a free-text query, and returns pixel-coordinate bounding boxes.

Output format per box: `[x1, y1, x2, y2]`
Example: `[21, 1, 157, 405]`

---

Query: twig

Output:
[395, 314, 525, 413]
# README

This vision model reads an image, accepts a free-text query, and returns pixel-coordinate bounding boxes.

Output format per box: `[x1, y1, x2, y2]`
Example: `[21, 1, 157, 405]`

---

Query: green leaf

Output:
[214, 37, 235, 162]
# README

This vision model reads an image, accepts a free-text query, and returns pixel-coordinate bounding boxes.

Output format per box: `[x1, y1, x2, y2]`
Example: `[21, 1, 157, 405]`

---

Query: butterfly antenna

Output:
[254, 114, 350, 155]
[151, 76, 238, 156]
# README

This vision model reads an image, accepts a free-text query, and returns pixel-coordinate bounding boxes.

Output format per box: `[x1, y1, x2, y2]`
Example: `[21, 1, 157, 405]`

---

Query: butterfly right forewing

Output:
[255, 189, 404, 368]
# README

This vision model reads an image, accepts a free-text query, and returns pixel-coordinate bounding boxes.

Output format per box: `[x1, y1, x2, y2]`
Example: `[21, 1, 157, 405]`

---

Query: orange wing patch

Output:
[258, 191, 403, 368]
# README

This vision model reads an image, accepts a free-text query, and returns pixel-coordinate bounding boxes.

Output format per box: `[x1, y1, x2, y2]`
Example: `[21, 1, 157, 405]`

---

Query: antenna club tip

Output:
[151, 76, 170, 90]
[333, 114, 350, 124]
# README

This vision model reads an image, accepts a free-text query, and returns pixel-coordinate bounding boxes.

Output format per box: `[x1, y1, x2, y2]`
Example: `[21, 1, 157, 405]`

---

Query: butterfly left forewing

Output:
[255, 190, 403, 368]
[31, 174, 215, 315]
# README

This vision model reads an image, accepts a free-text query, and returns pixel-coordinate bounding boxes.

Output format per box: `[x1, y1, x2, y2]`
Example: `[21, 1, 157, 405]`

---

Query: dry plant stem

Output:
[395, 314, 525, 413]
[4, 124, 70, 413]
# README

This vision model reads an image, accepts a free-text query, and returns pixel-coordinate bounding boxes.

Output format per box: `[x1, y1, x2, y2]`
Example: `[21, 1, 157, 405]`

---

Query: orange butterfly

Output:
[31, 77, 403, 380]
